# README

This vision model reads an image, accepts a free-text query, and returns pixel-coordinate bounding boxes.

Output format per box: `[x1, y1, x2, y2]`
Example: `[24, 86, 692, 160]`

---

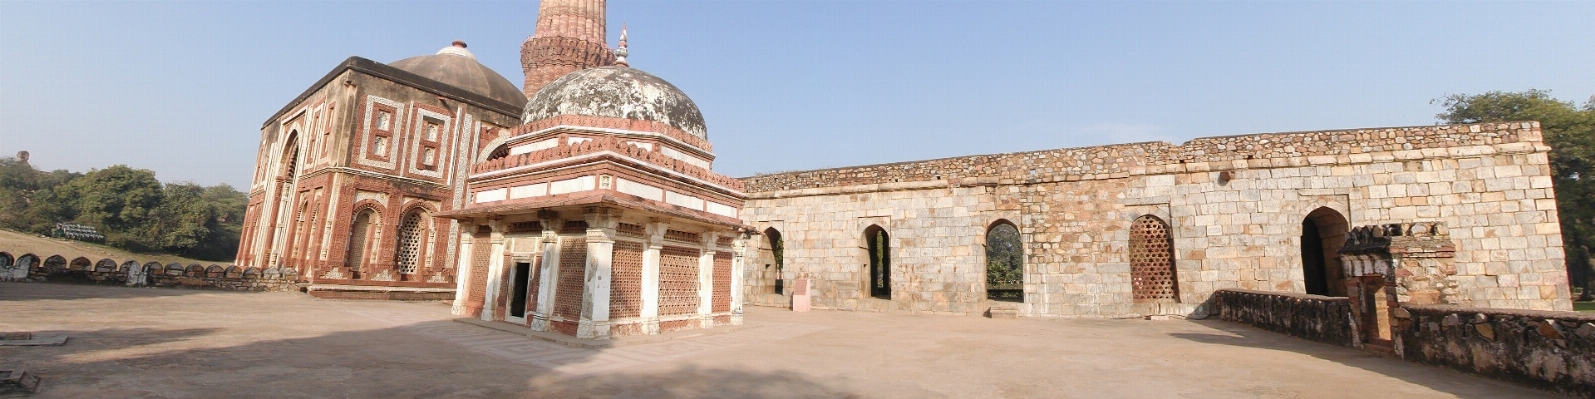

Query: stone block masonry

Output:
[739, 122, 1572, 318]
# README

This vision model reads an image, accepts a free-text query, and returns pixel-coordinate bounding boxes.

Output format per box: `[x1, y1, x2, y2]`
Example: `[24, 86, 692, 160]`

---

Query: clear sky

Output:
[1, 1, 1591, 189]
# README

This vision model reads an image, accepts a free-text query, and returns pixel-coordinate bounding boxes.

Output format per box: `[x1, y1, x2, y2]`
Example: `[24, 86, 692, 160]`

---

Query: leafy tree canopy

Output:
[0, 157, 246, 262]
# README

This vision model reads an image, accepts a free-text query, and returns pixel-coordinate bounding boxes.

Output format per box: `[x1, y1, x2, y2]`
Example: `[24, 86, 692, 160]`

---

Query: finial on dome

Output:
[437, 40, 476, 59]
[614, 25, 629, 67]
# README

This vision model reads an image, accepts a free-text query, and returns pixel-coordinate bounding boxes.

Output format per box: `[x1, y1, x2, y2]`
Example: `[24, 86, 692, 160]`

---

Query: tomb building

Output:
[440, 27, 749, 339]
[238, 41, 525, 297]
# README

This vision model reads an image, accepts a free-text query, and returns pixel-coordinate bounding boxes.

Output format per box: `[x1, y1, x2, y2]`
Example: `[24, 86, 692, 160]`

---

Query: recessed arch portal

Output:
[346, 207, 379, 274]
[862, 224, 891, 299]
[985, 220, 1023, 302]
[1302, 207, 1349, 296]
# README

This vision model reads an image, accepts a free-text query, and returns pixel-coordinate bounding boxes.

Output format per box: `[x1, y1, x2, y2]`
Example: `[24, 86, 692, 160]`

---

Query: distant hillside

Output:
[0, 228, 219, 266]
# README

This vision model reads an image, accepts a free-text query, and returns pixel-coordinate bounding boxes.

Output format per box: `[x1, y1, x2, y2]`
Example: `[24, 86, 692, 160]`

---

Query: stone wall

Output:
[1396, 305, 1595, 398]
[1213, 289, 1357, 347]
[740, 122, 1572, 318]
[0, 251, 297, 292]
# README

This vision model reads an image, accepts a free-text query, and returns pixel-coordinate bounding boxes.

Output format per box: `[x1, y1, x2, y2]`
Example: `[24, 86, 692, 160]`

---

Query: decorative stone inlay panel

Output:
[659, 246, 700, 316]
[610, 241, 645, 318]
[712, 251, 732, 313]
[554, 237, 588, 320]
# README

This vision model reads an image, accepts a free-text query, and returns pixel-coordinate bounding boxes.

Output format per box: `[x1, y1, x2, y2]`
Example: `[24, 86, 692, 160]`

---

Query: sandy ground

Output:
[0, 229, 213, 266]
[0, 282, 1560, 398]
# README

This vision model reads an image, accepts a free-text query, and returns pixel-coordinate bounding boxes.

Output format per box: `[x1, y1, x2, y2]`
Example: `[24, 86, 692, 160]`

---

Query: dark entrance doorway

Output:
[864, 225, 891, 299]
[510, 262, 532, 318]
[1301, 207, 1349, 296]
[766, 227, 784, 295]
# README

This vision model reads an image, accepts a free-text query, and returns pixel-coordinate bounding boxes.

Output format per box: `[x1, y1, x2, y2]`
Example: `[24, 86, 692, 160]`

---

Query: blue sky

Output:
[1, 1, 1591, 189]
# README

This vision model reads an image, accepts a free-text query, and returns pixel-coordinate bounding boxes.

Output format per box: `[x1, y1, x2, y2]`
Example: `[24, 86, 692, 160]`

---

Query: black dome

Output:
[390, 44, 527, 109]
[522, 66, 706, 139]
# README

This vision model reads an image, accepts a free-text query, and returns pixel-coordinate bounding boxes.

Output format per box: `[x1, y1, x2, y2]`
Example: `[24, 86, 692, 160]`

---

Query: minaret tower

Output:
[521, 0, 617, 99]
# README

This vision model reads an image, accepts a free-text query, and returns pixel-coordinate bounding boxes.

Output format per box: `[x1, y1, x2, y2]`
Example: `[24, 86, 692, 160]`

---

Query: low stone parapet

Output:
[1213, 289, 1357, 347]
[1397, 305, 1595, 398]
[0, 250, 296, 292]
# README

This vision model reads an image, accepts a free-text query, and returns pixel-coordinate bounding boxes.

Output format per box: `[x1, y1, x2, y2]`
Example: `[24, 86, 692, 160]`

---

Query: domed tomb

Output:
[390, 42, 528, 108]
[522, 66, 707, 139]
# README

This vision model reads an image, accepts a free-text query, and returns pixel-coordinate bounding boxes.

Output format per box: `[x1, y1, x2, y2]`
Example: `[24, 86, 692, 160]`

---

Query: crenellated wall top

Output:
[741, 122, 1542, 193]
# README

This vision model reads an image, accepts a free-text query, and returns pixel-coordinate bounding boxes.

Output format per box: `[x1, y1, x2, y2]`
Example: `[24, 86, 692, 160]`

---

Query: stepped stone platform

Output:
[303, 284, 454, 301]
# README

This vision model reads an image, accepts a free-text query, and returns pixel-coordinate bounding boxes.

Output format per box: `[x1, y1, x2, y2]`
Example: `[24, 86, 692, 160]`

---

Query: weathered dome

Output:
[523, 66, 706, 139]
[390, 42, 528, 108]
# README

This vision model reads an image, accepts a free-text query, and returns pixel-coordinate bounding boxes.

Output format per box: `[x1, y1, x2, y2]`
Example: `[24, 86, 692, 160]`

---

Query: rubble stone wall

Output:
[1397, 305, 1595, 398]
[740, 122, 1572, 317]
[1213, 289, 1357, 347]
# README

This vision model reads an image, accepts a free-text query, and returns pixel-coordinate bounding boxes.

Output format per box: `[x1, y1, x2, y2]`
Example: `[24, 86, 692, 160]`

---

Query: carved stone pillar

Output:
[730, 234, 748, 325]
[530, 219, 560, 332]
[451, 224, 476, 315]
[481, 220, 506, 322]
[698, 233, 720, 328]
[578, 208, 617, 339]
[641, 221, 668, 335]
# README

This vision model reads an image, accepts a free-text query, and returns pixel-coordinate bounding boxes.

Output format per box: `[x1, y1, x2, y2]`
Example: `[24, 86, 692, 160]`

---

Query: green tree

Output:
[1436, 90, 1595, 300]
[57, 165, 166, 251]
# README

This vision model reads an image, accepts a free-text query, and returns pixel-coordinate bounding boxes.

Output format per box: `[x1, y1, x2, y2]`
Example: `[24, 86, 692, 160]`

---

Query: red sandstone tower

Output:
[522, 0, 617, 99]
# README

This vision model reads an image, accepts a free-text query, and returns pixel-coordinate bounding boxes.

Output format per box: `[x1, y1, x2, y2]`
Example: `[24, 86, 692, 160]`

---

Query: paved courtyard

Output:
[0, 283, 1557, 398]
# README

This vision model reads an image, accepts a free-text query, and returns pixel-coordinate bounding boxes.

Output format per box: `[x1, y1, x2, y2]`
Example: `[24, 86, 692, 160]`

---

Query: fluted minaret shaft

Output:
[522, 0, 616, 99]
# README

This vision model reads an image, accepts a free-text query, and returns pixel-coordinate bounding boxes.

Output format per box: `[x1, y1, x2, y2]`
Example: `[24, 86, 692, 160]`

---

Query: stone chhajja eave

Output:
[506, 113, 712, 154]
[436, 190, 751, 230]
[469, 157, 745, 205]
[248, 166, 451, 197]
[741, 121, 1545, 194]
[470, 135, 745, 194]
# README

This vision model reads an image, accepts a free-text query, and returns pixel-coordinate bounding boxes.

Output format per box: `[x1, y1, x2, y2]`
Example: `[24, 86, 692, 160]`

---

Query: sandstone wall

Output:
[0, 252, 296, 292]
[740, 122, 1572, 317]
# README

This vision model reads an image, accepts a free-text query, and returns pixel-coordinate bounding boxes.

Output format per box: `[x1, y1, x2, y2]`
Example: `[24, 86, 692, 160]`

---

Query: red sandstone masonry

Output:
[472, 134, 743, 191]
[740, 122, 1542, 193]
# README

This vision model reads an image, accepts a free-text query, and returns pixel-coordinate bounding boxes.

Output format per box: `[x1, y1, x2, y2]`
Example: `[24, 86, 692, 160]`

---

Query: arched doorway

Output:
[1302, 207, 1349, 296]
[394, 209, 429, 275]
[863, 224, 891, 299]
[1129, 215, 1178, 302]
[985, 221, 1023, 302]
[764, 227, 785, 295]
[345, 208, 378, 276]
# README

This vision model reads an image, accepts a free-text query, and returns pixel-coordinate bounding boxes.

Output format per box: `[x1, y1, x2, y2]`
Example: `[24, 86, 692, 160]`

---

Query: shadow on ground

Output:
[0, 283, 847, 398]
[1168, 321, 1546, 399]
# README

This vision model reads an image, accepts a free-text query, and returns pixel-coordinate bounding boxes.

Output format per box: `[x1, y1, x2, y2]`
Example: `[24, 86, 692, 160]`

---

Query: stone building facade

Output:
[238, 43, 525, 295]
[738, 122, 1575, 317]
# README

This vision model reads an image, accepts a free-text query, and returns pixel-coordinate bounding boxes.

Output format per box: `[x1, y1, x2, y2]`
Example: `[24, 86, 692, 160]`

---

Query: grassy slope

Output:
[0, 228, 222, 266]
[1577, 301, 1594, 313]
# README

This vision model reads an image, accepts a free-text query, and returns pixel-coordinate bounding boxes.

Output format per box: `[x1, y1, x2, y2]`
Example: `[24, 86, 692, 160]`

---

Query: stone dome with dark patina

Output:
[522, 65, 707, 139]
[390, 42, 528, 108]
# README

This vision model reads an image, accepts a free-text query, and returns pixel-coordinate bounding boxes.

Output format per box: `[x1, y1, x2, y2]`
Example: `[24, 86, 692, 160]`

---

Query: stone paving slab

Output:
[0, 282, 1564, 398]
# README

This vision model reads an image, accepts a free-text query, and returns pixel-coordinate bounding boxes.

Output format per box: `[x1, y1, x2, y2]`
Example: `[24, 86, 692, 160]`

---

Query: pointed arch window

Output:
[394, 209, 430, 274]
[986, 221, 1023, 302]
[1129, 215, 1177, 302]
[346, 208, 378, 273]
